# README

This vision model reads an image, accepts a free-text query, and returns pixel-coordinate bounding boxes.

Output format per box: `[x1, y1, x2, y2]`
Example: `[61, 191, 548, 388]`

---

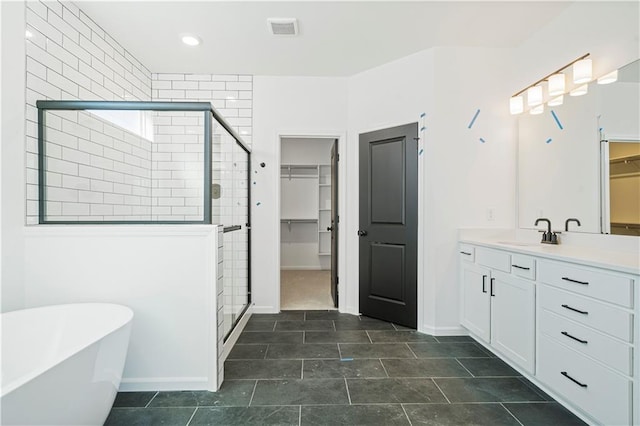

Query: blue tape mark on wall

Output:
[420, 126, 426, 132]
[479, 138, 486, 143]
[418, 148, 424, 156]
[468, 109, 480, 129]
[550, 110, 564, 130]
[546, 138, 552, 144]
[420, 112, 426, 118]
[256, 202, 261, 206]
[340, 358, 354, 361]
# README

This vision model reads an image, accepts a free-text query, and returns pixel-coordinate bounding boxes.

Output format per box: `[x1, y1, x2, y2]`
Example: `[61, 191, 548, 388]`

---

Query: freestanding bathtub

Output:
[1, 303, 133, 425]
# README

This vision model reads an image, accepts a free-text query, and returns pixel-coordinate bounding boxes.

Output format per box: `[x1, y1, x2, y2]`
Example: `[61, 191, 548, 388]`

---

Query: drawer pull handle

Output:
[490, 277, 495, 297]
[561, 331, 588, 344]
[460, 251, 472, 255]
[562, 277, 589, 285]
[561, 304, 588, 315]
[512, 265, 531, 270]
[482, 275, 487, 293]
[561, 371, 588, 388]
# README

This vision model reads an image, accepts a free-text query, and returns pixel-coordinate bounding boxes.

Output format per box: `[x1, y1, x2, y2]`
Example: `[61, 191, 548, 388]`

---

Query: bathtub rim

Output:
[1, 303, 134, 398]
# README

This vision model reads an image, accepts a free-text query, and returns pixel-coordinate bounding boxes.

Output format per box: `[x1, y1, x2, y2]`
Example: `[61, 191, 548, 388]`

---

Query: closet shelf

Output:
[280, 164, 319, 180]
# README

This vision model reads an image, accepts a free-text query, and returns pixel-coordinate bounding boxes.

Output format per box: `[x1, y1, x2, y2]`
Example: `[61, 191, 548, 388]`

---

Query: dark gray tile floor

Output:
[106, 311, 586, 426]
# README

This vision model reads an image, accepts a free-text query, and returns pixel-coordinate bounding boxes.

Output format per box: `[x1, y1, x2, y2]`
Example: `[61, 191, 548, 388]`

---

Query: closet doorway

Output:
[280, 137, 338, 310]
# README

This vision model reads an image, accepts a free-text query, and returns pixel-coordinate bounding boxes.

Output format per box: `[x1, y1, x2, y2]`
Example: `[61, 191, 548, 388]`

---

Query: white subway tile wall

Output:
[25, 0, 152, 224]
[42, 110, 153, 221]
[25, 2, 251, 337]
[153, 73, 251, 314]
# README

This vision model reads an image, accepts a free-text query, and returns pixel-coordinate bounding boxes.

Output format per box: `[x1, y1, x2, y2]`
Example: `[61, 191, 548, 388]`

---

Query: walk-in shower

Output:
[36, 100, 251, 338]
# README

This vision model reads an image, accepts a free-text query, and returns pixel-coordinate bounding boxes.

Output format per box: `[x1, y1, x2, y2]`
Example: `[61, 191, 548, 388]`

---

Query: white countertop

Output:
[459, 235, 640, 275]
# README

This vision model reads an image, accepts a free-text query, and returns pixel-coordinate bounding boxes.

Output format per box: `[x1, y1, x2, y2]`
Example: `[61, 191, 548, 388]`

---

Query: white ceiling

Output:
[77, 1, 574, 76]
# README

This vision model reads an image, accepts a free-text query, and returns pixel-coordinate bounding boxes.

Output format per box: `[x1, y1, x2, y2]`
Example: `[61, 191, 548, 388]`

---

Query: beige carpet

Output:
[280, 270, 335, 310]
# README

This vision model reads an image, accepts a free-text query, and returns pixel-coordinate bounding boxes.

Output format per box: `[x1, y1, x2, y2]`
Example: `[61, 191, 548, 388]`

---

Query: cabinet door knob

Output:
[327, 226, 333, 232]
[357, 230, 368, 237]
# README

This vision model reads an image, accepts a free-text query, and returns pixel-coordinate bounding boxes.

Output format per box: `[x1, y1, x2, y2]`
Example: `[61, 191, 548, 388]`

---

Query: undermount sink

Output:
[496, 241, 539, 247]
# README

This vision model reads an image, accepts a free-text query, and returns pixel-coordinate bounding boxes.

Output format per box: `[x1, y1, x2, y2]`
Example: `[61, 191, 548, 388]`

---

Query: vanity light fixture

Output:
[548, 74, 565, 97]
[570, 84, 588, 97]
[530, 104, 544, 115]
[573, 58, 592, 84]
[181, 34, 201, 47]
[509, 96, 524, 114]
[548, 95, 564, 107]
[509, 53, 590, 115]
[527, 86, 543, 107]
[597, 70, 618, 85]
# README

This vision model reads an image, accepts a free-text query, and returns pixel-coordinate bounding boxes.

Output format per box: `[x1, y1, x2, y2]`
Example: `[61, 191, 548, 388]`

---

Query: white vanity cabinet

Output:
[459, 240, 639, 426]
[536, 260, 634, 426]
[459, 245, 536, 374]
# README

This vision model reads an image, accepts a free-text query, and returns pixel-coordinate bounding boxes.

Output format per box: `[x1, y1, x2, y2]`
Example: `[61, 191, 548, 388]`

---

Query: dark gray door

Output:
[330, 140, 339, 307]
[359, 123, 418, 328]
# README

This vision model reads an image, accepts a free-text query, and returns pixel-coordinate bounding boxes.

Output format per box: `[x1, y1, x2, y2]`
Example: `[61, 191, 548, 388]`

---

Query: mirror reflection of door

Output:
[603, 140, 640, 235]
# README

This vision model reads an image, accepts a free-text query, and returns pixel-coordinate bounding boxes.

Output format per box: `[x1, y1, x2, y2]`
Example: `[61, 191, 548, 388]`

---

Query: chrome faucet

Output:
[565, 218, 581, 231]
[535, 218, 561, 244]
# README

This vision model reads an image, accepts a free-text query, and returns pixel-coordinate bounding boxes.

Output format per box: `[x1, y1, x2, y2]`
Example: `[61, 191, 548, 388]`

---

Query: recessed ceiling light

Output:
[181, 34, 201, 47]
[25, 30, 33, 38]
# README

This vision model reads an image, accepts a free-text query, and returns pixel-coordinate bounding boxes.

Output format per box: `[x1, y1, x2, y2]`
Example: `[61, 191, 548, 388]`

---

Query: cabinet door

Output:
[490, 270, 535, 374]
[460, 262, 491, 342]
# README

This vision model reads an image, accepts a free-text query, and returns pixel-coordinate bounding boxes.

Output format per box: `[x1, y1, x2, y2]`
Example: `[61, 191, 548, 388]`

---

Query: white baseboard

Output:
[119, 377, 209, 391]
[280, 266, 325, 271]
[418, 324, 469, 336]
[251, 305, 279, 314]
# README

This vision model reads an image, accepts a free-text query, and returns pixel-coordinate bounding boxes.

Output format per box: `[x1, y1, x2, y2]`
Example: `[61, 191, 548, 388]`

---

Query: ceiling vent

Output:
[267, 18, 298, 36]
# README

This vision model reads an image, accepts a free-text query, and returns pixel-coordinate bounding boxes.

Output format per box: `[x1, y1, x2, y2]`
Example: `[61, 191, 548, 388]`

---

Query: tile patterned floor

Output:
[106, 311, 586, 425]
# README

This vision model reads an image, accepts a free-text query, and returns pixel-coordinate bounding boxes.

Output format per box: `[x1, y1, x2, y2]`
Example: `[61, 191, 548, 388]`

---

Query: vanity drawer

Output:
[537, 333, 631, 426]
[539, 285, 633, 342]
[459, 244, 475, 262]
[476, 248, 510, 272]
[539, 308, 633, 376]
[538, 260, 633, 308]
[510, 254, 536, 280]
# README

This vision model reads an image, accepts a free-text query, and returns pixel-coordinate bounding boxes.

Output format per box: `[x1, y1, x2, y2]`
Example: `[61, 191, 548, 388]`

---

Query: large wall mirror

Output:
[518, 59, 640, 236]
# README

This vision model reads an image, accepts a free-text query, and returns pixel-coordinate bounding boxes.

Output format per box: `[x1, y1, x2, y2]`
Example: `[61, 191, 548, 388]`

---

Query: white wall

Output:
[252, 76, 348, 313]
[1, 1, 26, 312]
[512, 2, 639, 103]
[347, 47, 516, 333]
[23, 226, 221, 391]
[427, 47, 516, 332]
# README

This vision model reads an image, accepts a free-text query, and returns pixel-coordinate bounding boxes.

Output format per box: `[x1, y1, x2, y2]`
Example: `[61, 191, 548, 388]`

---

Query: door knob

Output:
[357, 230, 368, 237]
[327, 226, 333, 231]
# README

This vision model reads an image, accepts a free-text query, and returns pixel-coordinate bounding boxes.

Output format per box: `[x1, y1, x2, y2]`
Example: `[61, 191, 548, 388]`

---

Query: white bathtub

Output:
[1, 303, 133, 425]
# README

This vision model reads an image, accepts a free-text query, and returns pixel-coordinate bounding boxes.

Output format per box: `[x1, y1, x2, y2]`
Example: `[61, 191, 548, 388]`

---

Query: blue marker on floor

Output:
[551, 110, 564, 130]
[468, 109, 480, 129]
[340, 358, 353, 362]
